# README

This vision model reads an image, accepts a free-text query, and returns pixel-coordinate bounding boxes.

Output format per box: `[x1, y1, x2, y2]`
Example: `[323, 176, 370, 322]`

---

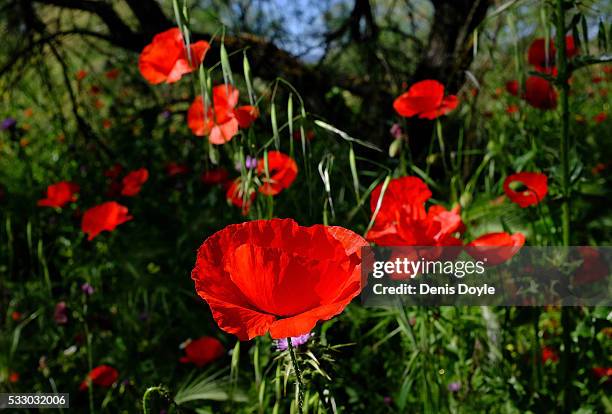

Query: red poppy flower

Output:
[179, 337, 225, 367]
[503, 172, 548, 208]
[191, 219, 367, 340]
[293, 130, 315, 141]
[187, 85, 258, 144]
[506, 80, 519, 96]
[393, 80, 459, 120]
[592, 162, 607, 175]
[11, 311, 21, 321]
[528, 36, 578, 72]
[121, 168, 149, 196]
[79, 365, 119, 391]
[366, 177, 464, 247]
[37, 181, 79, 208]
[523, 76, 557, 110]
[139, 28, 210, 84]
[104, 163, 123, 179]
[592, 367, 612, 381]
[165, 162, 190, 177]
[81, 201, 132, 241]
[506, 105, 519, 114]
[75, 70, 87, 81]
[573, 247, 609, 286]
[465, 232, 525, 265]
[540, 346, 559, 364]
[226, 179, 255, 215]
[201, 168, 229, 185]
[105, 68, 120, 80]
[9, 372, 19, 383]
[593, 112, 607, 124]
[257, 151, 298, 196]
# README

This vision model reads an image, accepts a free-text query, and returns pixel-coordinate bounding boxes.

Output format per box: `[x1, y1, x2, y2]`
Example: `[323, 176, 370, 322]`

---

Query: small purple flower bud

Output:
[390, 123, 403, 140]
[275, 333, 312, 351]
[81, 283, 94, 296]
[447, 381, 461, 392]
[160, 110, 171, 120]
[383, 396, 393, 405]
[235, 155, 258, 172]
[1, 117, 17, 131]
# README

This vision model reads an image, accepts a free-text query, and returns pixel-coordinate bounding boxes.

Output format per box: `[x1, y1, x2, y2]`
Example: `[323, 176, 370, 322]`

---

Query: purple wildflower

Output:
[160, 110, 172, 119]
[1, 117, 17, 131]
[81, 283, 95, 296]
[389, 123, 403, 140]
[447, 381, 461, 392]
[235, 155, 257, 172]
[275, 333, 312, 351]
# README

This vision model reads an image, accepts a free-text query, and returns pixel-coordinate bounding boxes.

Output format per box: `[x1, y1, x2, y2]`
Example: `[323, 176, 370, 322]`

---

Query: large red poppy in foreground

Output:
[37, 181, 79, 208]
[191, 219, 367, 340]
[257, 151, 298, 195]
[139, 28, 210, 84]
[187, 85, 258, 144]
[503, 172, 548, 208]
[81, 201, 132, 240]
[393, 80, 459, 120]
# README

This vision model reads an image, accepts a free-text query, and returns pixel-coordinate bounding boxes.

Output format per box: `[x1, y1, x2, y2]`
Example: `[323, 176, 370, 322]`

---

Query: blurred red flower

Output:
[139, 28, 210, 84]
[593, 112, 607, 124]
[505, 80, 519, 96]
[9, 372, 19, 383]
[393, 80, 458, 120]
[121, 168, 149, 196]
[81, 201, 132, 241]
[11, 311, 21, 321]
[179, 337, 225, 367]
[466, 232, 525, 265]
[503, 172, 548, 208]
[54, 302, 69, 325]
[573, 247, 609, 286]
[191, 219, 367, 340]
[257, 151, 298, 195]
[293, 130, 315, 141]
[506, 105, 519, 114]
[75, 70, 87, 81]
[37, 181, 79, 208]
[165, 162, 189, 177]
[528, 36, 578, 72]
[592, 367, 612, 382]
[524, 76, 557, 110]
[187, 85, 258, 144]
[105, 68, 120, 80]
[104, 163, 123, 179]
[201, 168, 229, 185]
[540, 346, 559, 364]
[226, 179, 255, 215]
[366, 177, 464, 246]
[79, 365, 119, 391]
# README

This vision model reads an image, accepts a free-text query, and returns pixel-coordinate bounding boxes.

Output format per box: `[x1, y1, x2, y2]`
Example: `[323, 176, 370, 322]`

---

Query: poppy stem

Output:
[287, 337, 305, 414]
[554, 0, 573, 412]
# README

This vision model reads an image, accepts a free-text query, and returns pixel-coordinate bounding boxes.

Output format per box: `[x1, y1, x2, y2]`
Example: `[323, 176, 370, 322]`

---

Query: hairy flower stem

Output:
[287, 337, 305, 414]
[554, 0, 573, 411]
[142, 385, 173, 414]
